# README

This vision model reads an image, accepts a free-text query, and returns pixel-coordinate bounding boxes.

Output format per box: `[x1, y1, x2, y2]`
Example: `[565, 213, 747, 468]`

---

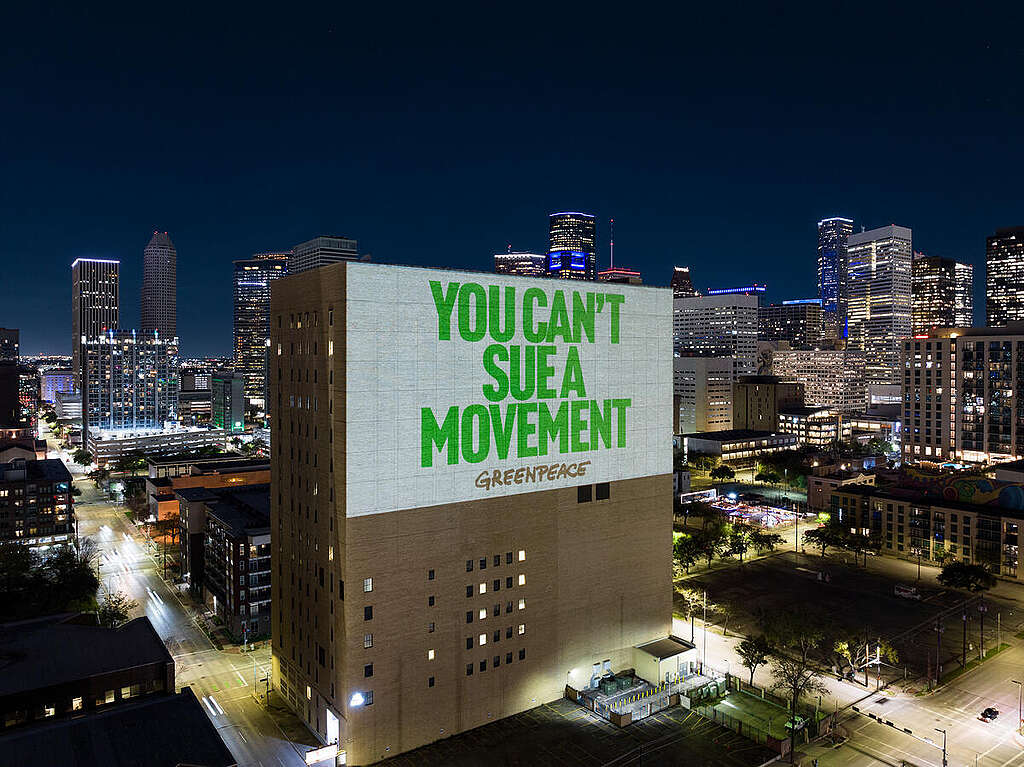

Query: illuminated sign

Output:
[706, 284, 766, 295]
[345, 265, 671, 516]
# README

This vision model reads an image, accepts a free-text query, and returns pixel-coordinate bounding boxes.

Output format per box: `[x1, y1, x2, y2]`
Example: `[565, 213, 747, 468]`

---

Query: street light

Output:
[1013, 680, 1023, 735]
[934, 727, 947, 767]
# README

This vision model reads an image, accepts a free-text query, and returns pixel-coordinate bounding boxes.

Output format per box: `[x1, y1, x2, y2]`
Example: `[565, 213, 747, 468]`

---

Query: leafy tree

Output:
[673, 534, 699, 576]
[98, 589, 139, 628]
[728, 527, 751, 563]
[737, 634, 772, 684]
[710, 464, 735, 482]
[750, 529, 785, 554]
[72, 448, 93, 467]
[676, 587, 706, 642]
[0, 541, 37, 596]
[802, 526, 843, 557]
[770, 655, 828, 763]
[834, 635, 899, 686]
[937, 561, 997, 593]
[756, 607, 828, 664]
[695, 520, 730, 569]
[690, 452, 719, 475]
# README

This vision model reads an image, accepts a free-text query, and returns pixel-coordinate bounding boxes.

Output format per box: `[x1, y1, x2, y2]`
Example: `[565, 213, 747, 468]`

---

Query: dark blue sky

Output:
[3, 3, 1023, 355]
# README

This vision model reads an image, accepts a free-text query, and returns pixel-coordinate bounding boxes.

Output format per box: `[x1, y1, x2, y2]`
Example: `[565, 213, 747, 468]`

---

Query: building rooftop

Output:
[0, 458, 71, 483]
[681, 429, 784, 442]
[204, 484, 271, 537]
[778, 405, 833, 417]
[0, 614, 172, 698]
[635, 635, 695, 660]
[0, 687, 235, 767]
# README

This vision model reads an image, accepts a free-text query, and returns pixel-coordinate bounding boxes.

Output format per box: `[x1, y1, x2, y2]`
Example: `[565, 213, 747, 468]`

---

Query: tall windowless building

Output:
[269, 262, 673, 764]
[289, 236, 359, 275]
[986, 227, 1024, 327]
[816, 217, 853, 339]
[547, 212, 596, 280]
[845, 225, 913, 385]
[141, 231, 177, 338]
[71, 258, 120, 389]
[233, 252, 290, 407]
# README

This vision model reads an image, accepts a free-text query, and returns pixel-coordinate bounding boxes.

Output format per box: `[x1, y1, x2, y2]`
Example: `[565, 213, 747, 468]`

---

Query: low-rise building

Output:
[0, 458, 73, 547]
[144, 457, 269, 520]
[681, 429, 798, 469]
[807, 471, 875, 511]
[777, 405, 850, 448]
[87, 427, 228, 466]
[733, 376, 804, 432]
[40, 369, 75, 404]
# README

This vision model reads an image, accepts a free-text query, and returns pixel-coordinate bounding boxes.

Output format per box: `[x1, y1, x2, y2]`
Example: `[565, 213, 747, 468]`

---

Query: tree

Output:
[737, 634, 772, 685]
[690, 452, 719, 475]
[937, 561, 997, 593]
[710, 465, 735, 482]
[673, 534, 699, 576]
[770, 655, 828, 763]
[676, 587, 705, 642]
[728, 527, 751, 563]
[72, 448, 93, 467]
[695, 520, 730, 569]
[750, 529, 785, 555]
[834, 635, 899, 686]
[98, 589, 139, 628]
[802, 526, 842, 557]
[756, 607, 828, 664]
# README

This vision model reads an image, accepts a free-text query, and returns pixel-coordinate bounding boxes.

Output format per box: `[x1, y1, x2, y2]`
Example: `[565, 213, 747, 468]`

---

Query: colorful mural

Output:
[901, 467, 1024, 511]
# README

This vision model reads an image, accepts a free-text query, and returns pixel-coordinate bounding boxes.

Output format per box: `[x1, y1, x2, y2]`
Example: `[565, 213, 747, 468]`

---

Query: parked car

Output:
[980, 707, 999, 722]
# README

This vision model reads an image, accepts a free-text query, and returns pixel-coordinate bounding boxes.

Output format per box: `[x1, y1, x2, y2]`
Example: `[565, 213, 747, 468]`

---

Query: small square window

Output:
[428, 569, 435, 580]
[506, 552, 513, 564]
[518, 550, 526, 562]
[577, 485, 592, 503]
[596, 482, 610, 500]
[365, 691, 373, 705]
[518, 574, 526, 586]
[479, 582, 487, 594]
[479, 558, 487, 570]
[466, 611, 473, 624]
[506, 626, 513, 639]
[428, 595, 435, 607]
[363, 577, 373, 592]
[428, 649, 435, 660]
[480, 660, 487, 672]
[466, 585, 473, 598]
[493, 603, 500, 617]
[428, 622, 436, 633]
[519, 649, 526, 660]
[478, 608, 487, 619]
[479, 633, 487, 646]
[518, 624, 526, 635]
[466, 637, 473, 649]
[518, 598, 526, 610]
[466, 664, 473, 676]
[364, 664, 373, 678]
[428, 676, 435, 688]
[466, 560, 473, 572]
[494, 655, 501, 668]
[493, 629, 500, 642]
[506, 652, 513, 664]
[363, 633, 373, 648]
[506, 576, 513, 588]
[364, 606, 373, 621]
[493, 579, 500, 592]
[506, 601, 513, 613]
[493, 555, 501, 567]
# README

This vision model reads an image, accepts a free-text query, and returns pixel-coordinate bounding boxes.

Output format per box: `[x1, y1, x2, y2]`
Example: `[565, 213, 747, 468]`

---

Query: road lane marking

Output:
[209, 695, 225, 715]
[202, 696, 218, 716]
[236, 671, 247, 686]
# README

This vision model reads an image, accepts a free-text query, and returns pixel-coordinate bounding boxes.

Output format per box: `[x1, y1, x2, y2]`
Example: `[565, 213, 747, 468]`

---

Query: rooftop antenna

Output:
[507, 242, 512, 254]
[609, 218, 615, 269]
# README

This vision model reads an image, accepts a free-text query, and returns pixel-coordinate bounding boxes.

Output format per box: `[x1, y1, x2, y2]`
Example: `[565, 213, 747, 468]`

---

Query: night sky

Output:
[3, 3, 1023, 355]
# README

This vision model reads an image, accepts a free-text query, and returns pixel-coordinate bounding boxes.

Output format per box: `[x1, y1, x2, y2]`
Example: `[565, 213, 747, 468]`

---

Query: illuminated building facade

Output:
[758, 299, 823, 345]
[771, 349, 868, 413]
[211, 370, 245, 432]
[911, 253, 973, 334]
[846, 225, 913, 385]
[71, 258, 119, 390]
[141, 231, 177, 338]
[597, 266, 642, 284]
[817, 217, 853, 339]
[493, 252, 546, 278]
[670, 267, 699, 298]
[233, 252, 290, 406]
[0, 458, 74, 547]
[289, 235, 359, 275]
[986, 227, 1024, 327]
[546, 212, 596, 280]
[673, 357, 733, 433]
[673, 294, 758, 378]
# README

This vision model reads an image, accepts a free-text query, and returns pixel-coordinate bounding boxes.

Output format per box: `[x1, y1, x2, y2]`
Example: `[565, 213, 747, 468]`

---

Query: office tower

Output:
[546, 212, 596, 280]
[732, 376, 804, 432]
[71, 258, 119, 389]
[986, 227, 1024, 327]
[289, 236, 359, 275]
[758, 300, 823, 346]
[902, 326, 1024, 464]
[177, 369, 212, 425]
[673, 357, 733, 433]
[234, 252, 290, 407]
[270, 262, 672, 764]
[597, 266, 642, 284]
[845, 225, 913, 385]
[82, 330, 179, 446]
[771, 349, 868, 413]
[817, 217, 854, 339]
[672, 294, 758, 378]
[141, 231, 177, 338]
[493, 252, 547, 278]
[670, 267, 699, 298]
[911, 253, 974, 333]
[211, 370, 245, 432]
[776, 406, 849, 448]
[40, 369, 75, 404]
[0, 329, 18, 362]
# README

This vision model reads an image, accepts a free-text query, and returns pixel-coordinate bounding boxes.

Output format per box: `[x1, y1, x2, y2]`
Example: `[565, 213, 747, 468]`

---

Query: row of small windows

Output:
[467, 649, 526, 675]
[467, 550, 525, 572]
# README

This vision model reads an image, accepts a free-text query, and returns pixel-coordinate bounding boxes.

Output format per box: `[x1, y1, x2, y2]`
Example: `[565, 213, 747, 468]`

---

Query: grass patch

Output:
[940, 642, 1011, 684]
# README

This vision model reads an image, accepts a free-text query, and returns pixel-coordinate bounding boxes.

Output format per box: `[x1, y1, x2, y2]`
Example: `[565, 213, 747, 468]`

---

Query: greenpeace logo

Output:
[474, 460, 591, 491]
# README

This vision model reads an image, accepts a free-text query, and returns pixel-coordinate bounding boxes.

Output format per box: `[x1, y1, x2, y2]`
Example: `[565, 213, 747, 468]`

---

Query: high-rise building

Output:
[732, 376, 804, 432]
[0, 363, 38, 428]
[547, 212, 596, 280]
[40, 369, 75, 404]
[771, 349, 868, 413]
[233, 252, 290, 407]
[0, 458, 74, 547]
[289, 236, 359, 275]
[673, 294, 758, 378]
[846, 225, 913, 385]
[270, 262, 672, 764]
[141, 231, 177, 339]
[670, 267, 699, 299]
[71, 258, 119, 389]
[211, 370, 245, 433]
[82, 330, 179, 447]
[911, 253, 974, 334]
[985, 227, 1024, 327]
[817, 217, 854, 339]
[758, 300, 823, 346]
[597, 266, 642, 285]
[673, 357, 733, 433]
[0, 329, 19, 362]
[493, 252, 547, 278]
[902, 325, 1024, 464]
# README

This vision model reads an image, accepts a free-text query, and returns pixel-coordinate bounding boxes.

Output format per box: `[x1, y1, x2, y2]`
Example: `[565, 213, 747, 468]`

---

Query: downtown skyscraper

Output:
[846, 225, 913, 385]
[289, 235, 359, 275]
[546, 212, 596, 280]
[71, 258, 120, 389]
[911, 253, 973, 333]
[141, 231, 177, 338]
[233, 252, 290, 407]
[816, 217, 853, 338]
[986, 226, 1024, 327]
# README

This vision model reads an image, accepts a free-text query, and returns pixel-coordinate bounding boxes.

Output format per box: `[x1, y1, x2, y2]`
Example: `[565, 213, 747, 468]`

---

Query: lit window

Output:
[329, 340, 334, 356]
[518, 598, 526, 610]
[478, 608, 486, 619]
[363, 577, 373, 593]
[363, 633, 373, 649]
[518, 574, 526, 586]
[518, 624, 526, 635]
[44, 705, 55, 717]
[428, 649, 435, 660]
[479, 633, 487, 646]
[479, 582, 486, 594]
[72, 697, 82, 711]
[306, 685, 312, 700]
[518, 550, 526, 562]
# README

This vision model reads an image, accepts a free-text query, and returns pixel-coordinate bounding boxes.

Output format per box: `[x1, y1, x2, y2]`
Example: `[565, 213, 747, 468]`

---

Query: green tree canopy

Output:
[737, 634, 773, 685]
[937, 561, 997, 593]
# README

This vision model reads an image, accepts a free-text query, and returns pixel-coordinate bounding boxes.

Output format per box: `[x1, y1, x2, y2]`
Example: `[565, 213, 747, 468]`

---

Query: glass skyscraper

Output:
[816, 217, 853, 338]
[71, 257, 119, 390]
[547, 212, 596, 280]
[141, 231, 177, 338]
[233, 252, 290, 407]
[986, 226, 1024, 327]
[911, 253, 973, 333]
